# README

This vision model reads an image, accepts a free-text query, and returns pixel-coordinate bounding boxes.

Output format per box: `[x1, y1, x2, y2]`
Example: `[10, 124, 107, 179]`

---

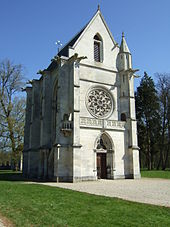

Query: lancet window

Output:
[94, 34, 103, 62]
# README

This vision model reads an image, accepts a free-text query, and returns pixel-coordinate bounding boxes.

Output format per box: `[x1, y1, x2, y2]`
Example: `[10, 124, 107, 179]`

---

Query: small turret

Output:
[120, 32, 130, 53]
[117, 32, 132, 71]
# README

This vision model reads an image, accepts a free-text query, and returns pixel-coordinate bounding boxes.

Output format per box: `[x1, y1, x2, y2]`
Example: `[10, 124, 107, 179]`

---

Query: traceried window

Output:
[86, 87, 114, 119]
[94, 34, 103, 62]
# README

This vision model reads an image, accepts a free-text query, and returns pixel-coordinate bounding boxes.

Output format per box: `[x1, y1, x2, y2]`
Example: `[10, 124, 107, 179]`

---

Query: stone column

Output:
[23, 87, 32, 176]
[93, 149, 97, 179]
[40, 72, 52, 148]
[38, 150, 44, 179]
[43, 149, 49, 179]
[30, 80, 41, 149]
[132, 148, 141, 178]
[128, 74, 140, 178]
[29, 80, 41, 177]
[53, 144, 61, 182]
[27, 151, 31, 175]
[24, 87, 32, 150]
[72, 61, 82, 181]
[20, 152, 23, 171]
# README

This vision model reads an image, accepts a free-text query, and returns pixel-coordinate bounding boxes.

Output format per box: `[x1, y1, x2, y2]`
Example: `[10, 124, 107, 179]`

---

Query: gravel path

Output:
[0, 220, 4, 227]
[36, 178, 170, 207]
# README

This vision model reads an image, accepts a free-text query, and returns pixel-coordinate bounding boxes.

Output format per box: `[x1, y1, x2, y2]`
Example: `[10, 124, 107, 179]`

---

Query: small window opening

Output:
[123, 75, 125, 83]
[94, 34, 103, 62]
[121, 113, 126, 121]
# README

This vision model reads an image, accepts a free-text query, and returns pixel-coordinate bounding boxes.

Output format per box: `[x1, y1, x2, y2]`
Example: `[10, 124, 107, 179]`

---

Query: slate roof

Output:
[47, 60, 58, 71]
[47, 25, 87, 71]
[58, 26, 86, 57]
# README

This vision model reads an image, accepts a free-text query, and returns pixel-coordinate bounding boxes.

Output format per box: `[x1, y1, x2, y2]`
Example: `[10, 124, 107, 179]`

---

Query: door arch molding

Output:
[94, 132, 115, 179]
[94, 132, 114, 151]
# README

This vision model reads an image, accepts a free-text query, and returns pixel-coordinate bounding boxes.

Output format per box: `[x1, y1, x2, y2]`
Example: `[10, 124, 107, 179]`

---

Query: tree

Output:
[0, 151, 11, 166]
[135, 72, 161, 170]
[0, 59, 25, 170]
[156, 73, 170, 170]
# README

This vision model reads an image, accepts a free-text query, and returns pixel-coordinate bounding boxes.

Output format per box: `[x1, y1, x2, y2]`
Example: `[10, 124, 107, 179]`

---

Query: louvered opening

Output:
[94, 41, 100, 62]
[94, 34, 103, 62]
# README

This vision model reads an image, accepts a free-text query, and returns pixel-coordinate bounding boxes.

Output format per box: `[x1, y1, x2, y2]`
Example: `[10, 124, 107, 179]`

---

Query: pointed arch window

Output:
[94, 34, 103, 62]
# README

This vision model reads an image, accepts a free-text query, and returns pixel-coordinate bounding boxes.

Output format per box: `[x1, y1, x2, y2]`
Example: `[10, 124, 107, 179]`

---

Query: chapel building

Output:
[23, 8, 141, 182]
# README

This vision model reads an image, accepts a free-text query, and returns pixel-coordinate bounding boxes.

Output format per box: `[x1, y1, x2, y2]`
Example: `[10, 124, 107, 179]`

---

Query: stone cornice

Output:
[80, 78, 119, 87]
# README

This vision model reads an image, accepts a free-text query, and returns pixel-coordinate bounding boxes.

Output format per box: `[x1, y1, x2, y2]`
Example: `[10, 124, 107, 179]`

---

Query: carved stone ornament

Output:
[86, 87, 114, 119]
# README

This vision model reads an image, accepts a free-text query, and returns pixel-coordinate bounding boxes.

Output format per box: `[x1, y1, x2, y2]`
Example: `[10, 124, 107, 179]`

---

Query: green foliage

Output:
[0, 59, 25, 170]
[135, 72, 161, 170]
[0, 171, 170, 227]
[136, 72, 170, 170]
[156, 73, 170, 170]
[136, 72, 159, 120]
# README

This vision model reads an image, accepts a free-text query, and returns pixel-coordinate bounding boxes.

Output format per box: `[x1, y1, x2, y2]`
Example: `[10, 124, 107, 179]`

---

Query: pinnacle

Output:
[120, 32, 130, 53]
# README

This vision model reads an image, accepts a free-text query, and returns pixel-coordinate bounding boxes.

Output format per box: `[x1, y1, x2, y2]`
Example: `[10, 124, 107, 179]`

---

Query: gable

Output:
[73, 10, 117, 49]
[47, 10, 120, 71]
[68, 10, 119, 69]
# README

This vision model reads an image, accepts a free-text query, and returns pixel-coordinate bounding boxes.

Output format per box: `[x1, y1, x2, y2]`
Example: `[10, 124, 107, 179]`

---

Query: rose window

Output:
[86, 87, 113, 118]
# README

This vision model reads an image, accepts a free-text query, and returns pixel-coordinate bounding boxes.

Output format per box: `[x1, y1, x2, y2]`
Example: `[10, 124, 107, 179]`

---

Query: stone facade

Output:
[23, 8, 141, 182]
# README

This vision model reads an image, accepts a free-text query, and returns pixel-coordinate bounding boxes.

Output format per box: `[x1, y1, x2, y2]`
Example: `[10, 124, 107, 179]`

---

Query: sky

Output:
[0, 0, 170, 89]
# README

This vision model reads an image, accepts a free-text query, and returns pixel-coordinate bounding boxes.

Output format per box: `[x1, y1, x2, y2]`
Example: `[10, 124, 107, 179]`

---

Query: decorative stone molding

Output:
[80, 117, 125, 130]
[72, 144, 82, 148]
[37, 69, 49, 75]
[96, 149, 107, 153]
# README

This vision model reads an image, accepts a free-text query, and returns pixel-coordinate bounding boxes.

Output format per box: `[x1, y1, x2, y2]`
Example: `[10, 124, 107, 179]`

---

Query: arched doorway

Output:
[97, 152, 107, 179]
[95, 133, 113, 179]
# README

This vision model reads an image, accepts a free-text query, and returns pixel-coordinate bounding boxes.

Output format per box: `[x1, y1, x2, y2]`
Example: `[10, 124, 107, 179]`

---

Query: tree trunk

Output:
[151, 152, 154, 170]
[162, 124, 170, 170]
[147, 150, 152, 170]
[157, 151, 162, 170]
[162, 149, 169, 170]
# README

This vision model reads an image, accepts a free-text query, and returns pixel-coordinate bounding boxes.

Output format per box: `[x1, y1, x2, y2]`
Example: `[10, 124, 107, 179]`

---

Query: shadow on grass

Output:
[0, 170, 45, 182]
[0, 170, 29, 182]
[0, 170, 54, 182]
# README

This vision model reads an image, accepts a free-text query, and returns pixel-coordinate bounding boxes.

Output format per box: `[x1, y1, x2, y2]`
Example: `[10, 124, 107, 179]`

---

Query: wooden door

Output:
[97, 153, 107, 179]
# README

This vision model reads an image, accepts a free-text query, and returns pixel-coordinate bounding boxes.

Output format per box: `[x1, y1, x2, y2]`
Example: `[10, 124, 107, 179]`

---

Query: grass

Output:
[0, 171, 170, 226]
[141, 169, 170, 179]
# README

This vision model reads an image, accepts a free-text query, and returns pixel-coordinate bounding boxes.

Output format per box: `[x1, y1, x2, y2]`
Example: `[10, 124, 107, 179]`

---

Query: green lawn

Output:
[0, 171, 170, 227]
[141, 170, 170, 179]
